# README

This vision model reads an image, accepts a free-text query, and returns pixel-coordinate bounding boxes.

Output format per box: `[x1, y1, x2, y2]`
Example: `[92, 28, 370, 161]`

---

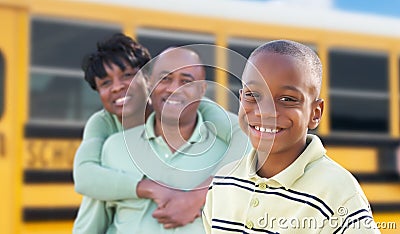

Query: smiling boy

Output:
[203, 40, 379, 233]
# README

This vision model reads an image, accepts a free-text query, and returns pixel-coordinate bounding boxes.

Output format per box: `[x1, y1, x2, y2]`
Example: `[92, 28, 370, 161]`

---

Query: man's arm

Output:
[136, 179, 175, 209]
[148, 178, 213, 229]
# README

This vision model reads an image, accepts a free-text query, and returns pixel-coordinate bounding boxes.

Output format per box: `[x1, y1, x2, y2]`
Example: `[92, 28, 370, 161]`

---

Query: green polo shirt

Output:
[203, 134, 379, 234]
[73, 99, 249, 200]
[73, 99, 250, 233]
[101, 111, 228, 234]
[144, 111, 213, 170]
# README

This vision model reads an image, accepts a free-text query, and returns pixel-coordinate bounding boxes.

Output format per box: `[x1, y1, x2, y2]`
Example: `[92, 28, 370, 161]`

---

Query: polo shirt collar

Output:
[143, 111, 207, 143]
[112, 113, 123, 132]
[144, 113, 157, 140]
[247, 134, 326, 189]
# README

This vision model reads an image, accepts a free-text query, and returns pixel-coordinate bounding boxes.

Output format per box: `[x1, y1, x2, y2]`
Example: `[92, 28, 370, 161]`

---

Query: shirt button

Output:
[251, 198, 259, 207]
[245, 220, 254, 229]
[259, 183, 267, 190]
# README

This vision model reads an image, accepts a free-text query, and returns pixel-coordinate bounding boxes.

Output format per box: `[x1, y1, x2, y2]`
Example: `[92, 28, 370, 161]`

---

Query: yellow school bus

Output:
[0, 0, 399, 233]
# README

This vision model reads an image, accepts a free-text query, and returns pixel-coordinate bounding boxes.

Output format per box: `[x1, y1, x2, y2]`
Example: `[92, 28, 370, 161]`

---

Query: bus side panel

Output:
[0, 6, 27, 234]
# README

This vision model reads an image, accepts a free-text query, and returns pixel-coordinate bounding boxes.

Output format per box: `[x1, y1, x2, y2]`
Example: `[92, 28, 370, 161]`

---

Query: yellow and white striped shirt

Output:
[203, 134, 379, 234]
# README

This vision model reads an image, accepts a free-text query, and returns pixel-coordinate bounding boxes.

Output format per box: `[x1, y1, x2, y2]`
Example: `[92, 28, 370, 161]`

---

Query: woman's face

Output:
[95, 61, 147, 122]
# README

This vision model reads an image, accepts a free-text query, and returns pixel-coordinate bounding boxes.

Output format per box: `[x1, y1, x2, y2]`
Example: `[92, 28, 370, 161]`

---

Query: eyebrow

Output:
[242, 82, 303, 94]
[159, 70, 195, 80]
[159, 70, 171, 76]
[180, 72, 195, 80]
[242, 80, 260, 87]
[242, 80, 275, 91]
[281, 85, 302, 93]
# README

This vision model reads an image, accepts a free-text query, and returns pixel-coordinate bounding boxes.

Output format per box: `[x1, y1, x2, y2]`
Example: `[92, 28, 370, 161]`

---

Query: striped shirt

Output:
[203, 134, 379, 234]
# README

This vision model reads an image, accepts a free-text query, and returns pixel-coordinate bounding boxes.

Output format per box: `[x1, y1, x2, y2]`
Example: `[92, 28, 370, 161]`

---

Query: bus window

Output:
[329, 49, 389, 134]
[29, 18, 121, 125]
[29, 71, 100, 123]
[136, 28, 216, 99]
[0, 51, 4, 118]
[227, 38, 267, 112]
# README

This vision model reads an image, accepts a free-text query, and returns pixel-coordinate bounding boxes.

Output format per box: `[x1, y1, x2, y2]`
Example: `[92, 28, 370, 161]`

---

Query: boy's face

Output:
[95, 61, 147, 121]
[238, 52, 323, 156]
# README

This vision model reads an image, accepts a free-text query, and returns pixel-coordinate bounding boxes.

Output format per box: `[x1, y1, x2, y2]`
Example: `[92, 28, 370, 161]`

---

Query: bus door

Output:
[0, 5, 26, 234]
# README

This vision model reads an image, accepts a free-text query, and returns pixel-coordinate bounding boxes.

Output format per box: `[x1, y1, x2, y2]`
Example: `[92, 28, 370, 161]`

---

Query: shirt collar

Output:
[143, 111, 207, 143]
[144, 113, 156, 140]
[247, 134, 326, 189]
[111, 112, 123, 132]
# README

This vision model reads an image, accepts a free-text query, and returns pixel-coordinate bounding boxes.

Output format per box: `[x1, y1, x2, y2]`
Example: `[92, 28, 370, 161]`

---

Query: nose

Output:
[165, 79, 181, 94]
[254, 98, 277, 118]
[111, 79, 125, 93]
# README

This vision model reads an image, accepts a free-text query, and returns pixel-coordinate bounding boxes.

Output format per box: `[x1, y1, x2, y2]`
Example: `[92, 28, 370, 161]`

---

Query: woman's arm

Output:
[198, 98, 237, 143]
[73, 110, 138, 200]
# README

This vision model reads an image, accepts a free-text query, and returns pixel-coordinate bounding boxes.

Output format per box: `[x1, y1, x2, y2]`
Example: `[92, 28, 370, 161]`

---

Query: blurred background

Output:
[0, 0, 399, 233]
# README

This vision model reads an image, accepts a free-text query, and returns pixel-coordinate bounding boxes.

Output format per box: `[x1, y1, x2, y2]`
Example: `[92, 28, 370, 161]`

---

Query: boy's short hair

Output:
[250, 40, 322, 94]
[82, 33, 151, 90]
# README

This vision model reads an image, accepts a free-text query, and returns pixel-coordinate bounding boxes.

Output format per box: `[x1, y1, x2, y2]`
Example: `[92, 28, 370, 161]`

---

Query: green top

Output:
[73, 109, 138, 200]
[74, 99, 249, 199]
[73, 99, 250, 233]
[101, 111, 228, 233]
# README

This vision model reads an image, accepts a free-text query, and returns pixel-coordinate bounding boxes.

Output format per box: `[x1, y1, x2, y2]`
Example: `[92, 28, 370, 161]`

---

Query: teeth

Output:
[254, 126, 279, 133]
[165, 99, 181, 105]
[115, 96, 131, 105]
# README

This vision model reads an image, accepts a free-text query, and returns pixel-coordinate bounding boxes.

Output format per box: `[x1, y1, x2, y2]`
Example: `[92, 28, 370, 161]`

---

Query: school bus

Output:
[0, 0, 399, 233]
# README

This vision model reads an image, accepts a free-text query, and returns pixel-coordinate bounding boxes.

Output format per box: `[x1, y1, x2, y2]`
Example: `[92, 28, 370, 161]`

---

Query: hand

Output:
[136, 179, 175, 208]
[152, 188, 207, 229]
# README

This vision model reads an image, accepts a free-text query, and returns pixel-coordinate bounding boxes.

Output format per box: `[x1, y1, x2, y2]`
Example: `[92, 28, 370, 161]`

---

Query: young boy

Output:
[202, 40, 379, 233]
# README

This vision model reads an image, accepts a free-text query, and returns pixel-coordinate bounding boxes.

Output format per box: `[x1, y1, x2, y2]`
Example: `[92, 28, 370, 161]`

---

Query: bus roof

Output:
[78, 0, 400, 38]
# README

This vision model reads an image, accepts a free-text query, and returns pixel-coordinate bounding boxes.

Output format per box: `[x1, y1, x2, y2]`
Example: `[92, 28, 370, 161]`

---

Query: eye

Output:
[246, 92, 259, 98]
[159, 75, 171, 82]
[279, 96, 297, 102]
[278, 96, 300, 107]
[181, 79, 193, 84]
[243, 91, 260, 102]
[99, 79, 111, 88]
[123, 72, 136, 79]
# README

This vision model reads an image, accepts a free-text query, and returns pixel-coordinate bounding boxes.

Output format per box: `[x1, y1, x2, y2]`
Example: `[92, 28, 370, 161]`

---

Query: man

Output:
[101, 47, 233, 233]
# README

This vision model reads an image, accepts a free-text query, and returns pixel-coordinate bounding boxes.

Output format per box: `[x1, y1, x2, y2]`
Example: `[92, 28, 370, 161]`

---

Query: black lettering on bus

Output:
[26, 141, 48, 167]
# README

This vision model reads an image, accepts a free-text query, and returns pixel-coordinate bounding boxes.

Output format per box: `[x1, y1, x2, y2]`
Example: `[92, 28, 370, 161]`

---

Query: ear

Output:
[200, 80, 207, 96]
[146, 75, 155, 94]
[239, 89, 243, 101]
[308, 98, 324, 130]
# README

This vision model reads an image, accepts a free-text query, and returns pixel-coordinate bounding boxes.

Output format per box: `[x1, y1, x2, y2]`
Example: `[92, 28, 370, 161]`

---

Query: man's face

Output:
[149, 49, 206, 125]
